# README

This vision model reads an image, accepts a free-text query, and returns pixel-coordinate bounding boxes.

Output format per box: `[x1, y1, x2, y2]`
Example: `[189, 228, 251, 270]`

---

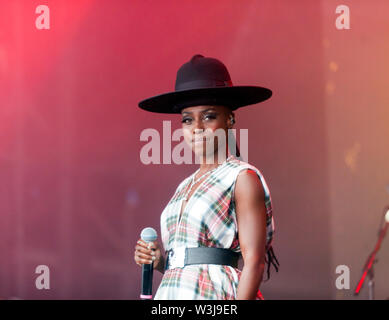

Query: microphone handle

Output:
[141, 262, 154, 299]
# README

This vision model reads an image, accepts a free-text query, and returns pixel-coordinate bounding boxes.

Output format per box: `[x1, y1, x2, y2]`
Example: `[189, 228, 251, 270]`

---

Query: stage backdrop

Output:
[0, 0, 388, 299]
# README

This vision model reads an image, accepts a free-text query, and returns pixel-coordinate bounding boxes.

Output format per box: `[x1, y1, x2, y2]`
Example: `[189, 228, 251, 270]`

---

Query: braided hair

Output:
[264, 245, 279, 281]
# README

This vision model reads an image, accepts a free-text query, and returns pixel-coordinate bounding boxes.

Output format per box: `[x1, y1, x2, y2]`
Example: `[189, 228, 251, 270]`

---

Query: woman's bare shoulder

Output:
[234, 168, 265, 203]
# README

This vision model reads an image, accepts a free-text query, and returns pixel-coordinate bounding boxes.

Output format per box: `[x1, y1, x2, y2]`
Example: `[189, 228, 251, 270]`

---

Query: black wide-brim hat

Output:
[138, 54, 272, 114]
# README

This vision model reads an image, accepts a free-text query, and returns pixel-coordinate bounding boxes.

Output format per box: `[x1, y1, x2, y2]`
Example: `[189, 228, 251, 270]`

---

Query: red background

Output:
[0, 0, 388, 299]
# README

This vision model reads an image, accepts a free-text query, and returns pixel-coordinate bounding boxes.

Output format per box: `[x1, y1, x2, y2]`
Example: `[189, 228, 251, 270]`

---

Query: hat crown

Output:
[138, 54, 272, 114]
[175, 54, 233, 91]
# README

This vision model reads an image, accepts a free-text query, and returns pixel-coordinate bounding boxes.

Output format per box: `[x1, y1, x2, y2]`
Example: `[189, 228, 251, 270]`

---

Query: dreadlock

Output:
[263, 245, 279, 281]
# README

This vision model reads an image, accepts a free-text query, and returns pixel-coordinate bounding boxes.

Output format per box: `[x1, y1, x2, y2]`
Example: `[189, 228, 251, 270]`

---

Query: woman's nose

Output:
[192, 120, 204, 134]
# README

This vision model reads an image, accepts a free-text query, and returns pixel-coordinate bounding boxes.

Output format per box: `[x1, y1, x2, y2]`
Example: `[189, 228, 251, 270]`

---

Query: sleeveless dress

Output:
[154, 155, 275, 300]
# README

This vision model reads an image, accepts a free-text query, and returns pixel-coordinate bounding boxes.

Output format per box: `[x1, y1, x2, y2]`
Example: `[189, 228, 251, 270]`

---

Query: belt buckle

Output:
[167, 247, 186, 269]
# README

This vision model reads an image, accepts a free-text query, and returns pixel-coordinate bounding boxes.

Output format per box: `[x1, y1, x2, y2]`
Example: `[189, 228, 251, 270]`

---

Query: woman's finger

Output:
[135, 256, 154, 265]
[137, 240, 150, 248]
[135, 249, 156, 261]
[134, 240, 159, 267]
[135, 251, 155, 260]
[135, 244, 154, 255]
[137, 240, 158, 250]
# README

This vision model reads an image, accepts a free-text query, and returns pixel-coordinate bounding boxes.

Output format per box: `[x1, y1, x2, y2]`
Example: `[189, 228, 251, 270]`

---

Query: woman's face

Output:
[181, 105, 233, 159]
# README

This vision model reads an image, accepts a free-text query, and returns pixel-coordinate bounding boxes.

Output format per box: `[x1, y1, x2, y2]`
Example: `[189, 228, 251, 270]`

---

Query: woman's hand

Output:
[134, 239, 165, 273]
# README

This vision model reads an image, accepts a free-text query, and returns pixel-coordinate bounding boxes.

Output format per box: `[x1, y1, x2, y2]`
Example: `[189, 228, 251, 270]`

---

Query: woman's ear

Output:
[229, 111, 235, 128]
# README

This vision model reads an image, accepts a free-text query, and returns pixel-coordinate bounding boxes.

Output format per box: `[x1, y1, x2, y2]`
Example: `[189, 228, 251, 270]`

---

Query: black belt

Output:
[165, 247, 241, 270]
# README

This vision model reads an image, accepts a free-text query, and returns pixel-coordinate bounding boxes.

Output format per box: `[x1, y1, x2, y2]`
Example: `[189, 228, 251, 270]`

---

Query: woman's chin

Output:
[192, 148, 216, 159]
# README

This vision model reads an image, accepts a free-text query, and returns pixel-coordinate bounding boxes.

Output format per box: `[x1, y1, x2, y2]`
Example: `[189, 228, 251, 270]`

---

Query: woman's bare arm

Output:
[234, 169, 267, 300]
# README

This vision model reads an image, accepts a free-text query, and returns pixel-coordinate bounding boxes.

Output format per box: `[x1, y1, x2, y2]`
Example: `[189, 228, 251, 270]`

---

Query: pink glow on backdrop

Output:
[0, 0, 388, 300]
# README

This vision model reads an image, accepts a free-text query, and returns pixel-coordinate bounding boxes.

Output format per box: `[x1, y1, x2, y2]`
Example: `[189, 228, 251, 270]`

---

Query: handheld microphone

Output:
[140, 227, 157, 300]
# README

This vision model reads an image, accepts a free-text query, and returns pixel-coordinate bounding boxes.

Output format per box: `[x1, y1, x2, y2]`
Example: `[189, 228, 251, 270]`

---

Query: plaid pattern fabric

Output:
[154, 155, 274, 300]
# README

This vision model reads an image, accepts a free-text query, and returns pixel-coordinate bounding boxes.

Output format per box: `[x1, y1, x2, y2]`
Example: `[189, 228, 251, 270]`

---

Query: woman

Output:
[134, 54, 279, 300]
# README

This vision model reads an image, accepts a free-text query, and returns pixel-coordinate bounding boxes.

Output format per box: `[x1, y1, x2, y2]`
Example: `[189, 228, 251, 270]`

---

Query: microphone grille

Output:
[141, 227, 158, 242]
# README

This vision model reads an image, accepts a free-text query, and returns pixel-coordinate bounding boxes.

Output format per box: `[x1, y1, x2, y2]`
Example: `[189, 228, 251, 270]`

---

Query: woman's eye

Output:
[204, 114, 216, 120]
[181, 114, 216, 123]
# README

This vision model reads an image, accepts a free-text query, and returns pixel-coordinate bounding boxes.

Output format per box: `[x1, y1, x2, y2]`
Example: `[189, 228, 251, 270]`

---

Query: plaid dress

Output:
[154, 155, 274, 300]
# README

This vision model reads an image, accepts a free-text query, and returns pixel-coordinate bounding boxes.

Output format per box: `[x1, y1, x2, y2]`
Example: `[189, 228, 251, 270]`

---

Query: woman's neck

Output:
[197, 152, 230, 173]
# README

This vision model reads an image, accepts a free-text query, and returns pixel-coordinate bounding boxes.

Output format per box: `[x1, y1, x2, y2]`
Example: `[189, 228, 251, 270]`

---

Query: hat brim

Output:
[138, 86, 272, 114]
